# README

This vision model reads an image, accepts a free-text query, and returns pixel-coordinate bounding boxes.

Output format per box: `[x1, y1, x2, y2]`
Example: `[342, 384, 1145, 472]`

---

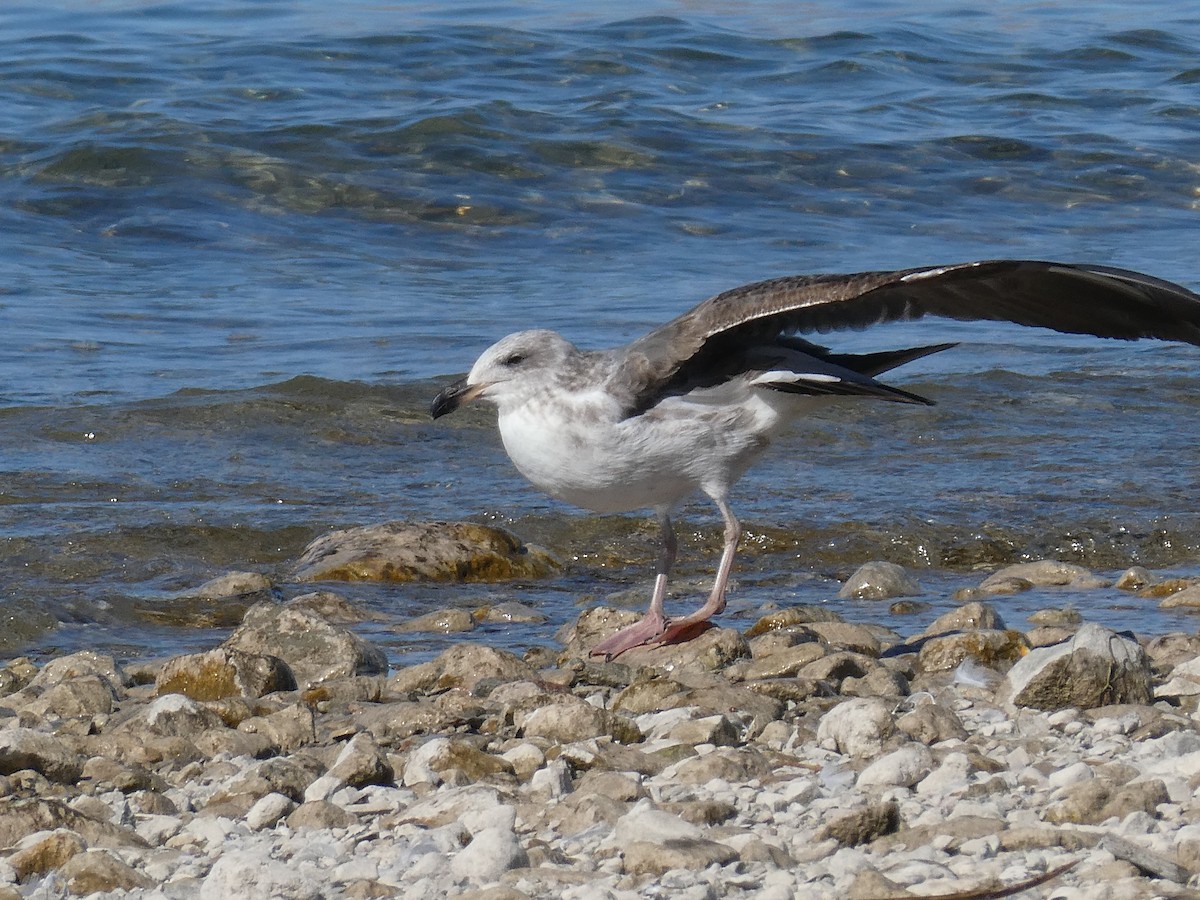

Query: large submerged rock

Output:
[293, 521, 558, 583]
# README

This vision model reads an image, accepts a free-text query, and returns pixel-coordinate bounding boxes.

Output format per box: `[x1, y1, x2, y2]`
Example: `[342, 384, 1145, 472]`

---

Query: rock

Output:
[818, 800, 901, 846]
[1027, 607, 1082, 627]
[916, 629, 1029, 673]
[922, 601, 1005, 635]
[293, 520, 557, 583]
[7, 829, 86, 880]
[402, 737, 515, 787]
[200, 849, 325, 900]
[285, 590, 375, 623]
[1158, 584, 1200, 609]
[395, 607, 476, 633]
[744, 605, 843, 637]
[156, 647, 296, 700]
[287, 799, 355, 830]
[1139, 577, 1200, 599]
[224, 602, 388, 687]
[666, 714, 739, 747]
[805, 621, 884, 656]
[1045, 778, 1169, 825]
[999, 623, 1152, 710]
[0, 728, 83, 783]
[16, 674, 119, 720]
[473, 601, 546, 624]
[328, 732, 394, 788]
[60, 848, 153, 894]
[193, 571, 273, 599]
[237, 703, 316, 753]
[516, 697, 638, 745]
[897, 704, 968, 744]
[838, 561, 920, 600]
[1114, 566, 1158, 591]
[390, 644, 538, 694]
[215, 757, 319, 805]
[246, 793, 296, 830]
[857, 744, 933, 788]
[0, 797, 146, 849]
[668, 747, 773, 785]
[449, 825, 529, 883]
[23, 651, 126, 693]
[622, 838, 738, 875]
[127, 694, 224, 739]
[816, 698, 895, 757]
[979, 561, 1096, 592]
[614, 800, 703, 843]
[728, 642, 826, 680]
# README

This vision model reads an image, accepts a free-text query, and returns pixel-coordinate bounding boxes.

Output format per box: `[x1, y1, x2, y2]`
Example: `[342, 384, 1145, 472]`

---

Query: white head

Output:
[430, 329, 576, 418]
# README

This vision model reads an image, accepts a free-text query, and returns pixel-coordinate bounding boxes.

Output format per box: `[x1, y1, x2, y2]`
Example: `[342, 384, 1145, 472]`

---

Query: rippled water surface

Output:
[3, 1, 1200, 664]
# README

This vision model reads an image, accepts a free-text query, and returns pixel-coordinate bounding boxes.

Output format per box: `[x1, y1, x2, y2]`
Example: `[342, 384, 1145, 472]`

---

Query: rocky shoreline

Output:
[5, 533, 1200, 898]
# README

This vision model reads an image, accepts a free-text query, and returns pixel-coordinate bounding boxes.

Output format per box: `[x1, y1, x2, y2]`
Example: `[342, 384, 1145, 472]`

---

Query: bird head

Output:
[430, 329, 575, 418]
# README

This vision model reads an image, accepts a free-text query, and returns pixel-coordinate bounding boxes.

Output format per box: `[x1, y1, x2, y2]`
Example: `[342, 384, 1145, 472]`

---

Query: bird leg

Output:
[654, 497, 740, 645]
[590, 513, 677, 659]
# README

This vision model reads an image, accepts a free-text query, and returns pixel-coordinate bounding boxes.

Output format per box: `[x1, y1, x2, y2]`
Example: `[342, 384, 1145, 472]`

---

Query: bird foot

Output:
[589, 612, 715, 660]
[589, 611, 668, 660]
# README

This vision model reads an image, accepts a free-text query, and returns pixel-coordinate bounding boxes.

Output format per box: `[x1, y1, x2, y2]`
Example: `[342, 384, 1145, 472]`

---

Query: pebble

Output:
[4, 557, 1200, 899]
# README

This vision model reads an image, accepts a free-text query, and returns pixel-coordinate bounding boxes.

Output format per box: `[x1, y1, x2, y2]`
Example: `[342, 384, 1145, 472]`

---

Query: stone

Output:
[16, 675, 119, 720]
[132, 693, 224, 738]
[622, 838, 738, 875]
[999, 623, 1152, 710]
[917, 629, 1028, 673]
[60, 848, 153, 894]
[1114, 566, 1158, 591]
[0, 728, 83, 783]
[806, 621, 884, 656]
[402, 737, 514, 786]
[395, 607, 476, 633]
[896, 704, 968, 744]
[224, 602, 388, 687]
[516, 697, 638, 745]
[838, 561, 920, 600]
[449, 825, 529, 883]
[1045, 778, 1169, 825]
[816, 698, 896, 757]
[668, 747, 774, 785]
[285, 590, 375, 623]
[1158, 584, 1200, 609]
[328, 731, 394, 788]
[614, 800, 703, 844]
[0, 798, 145, 849]
[922, 601, 1005, 636]
[192, 571, 273, 599]
[293, 520, 557, 583]
[472, 601, 546, 624]
[156, 647, 296, 700]
[200, 850, 325, 900]
[819, 801, 901, 846]
[286, 799, 355, 830]
[857, 744, 933, 788]
[729, 643, 826, 680]
[214, 757, 319, 805]
[236, 703, 316, 753]
[979, 561, 1095, 591]
[744, 605, 843, 637]
[390, 644, 538, 694]
[246, 793, 296, 830]
[7, 829, 86, 880]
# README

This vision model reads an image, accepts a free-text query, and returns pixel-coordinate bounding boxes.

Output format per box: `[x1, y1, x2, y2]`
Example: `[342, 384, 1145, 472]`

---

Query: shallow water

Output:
[3, 1, 1200, 665]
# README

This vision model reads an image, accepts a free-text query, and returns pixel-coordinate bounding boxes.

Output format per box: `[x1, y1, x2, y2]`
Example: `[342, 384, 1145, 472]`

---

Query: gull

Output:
[430, 259, 1200, 659]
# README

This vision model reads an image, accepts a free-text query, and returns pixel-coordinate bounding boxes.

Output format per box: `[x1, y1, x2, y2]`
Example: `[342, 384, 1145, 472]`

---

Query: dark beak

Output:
[430, 377, 484, 419]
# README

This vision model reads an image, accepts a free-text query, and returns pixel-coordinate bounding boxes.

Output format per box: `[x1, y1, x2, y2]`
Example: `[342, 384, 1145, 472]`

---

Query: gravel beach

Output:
[5, 535, 1200, 899]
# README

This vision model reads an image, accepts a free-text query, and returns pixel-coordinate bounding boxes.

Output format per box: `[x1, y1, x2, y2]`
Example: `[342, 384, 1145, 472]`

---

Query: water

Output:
[3, 1, 1200, 665]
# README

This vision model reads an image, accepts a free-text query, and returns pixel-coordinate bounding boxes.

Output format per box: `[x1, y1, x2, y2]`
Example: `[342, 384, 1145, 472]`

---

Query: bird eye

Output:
[501, 352, 527, 367]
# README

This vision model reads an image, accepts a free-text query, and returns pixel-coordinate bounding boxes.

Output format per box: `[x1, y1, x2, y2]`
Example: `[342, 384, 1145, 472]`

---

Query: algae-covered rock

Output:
[293, 520, 558, 583]
[156, 648, 296, 701]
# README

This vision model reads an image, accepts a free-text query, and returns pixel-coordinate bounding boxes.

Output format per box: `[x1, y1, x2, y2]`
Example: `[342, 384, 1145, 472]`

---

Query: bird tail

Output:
[823, 342, 958, 377]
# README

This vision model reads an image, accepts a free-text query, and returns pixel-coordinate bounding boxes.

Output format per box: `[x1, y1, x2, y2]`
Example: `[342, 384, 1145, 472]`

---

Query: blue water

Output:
[3, 1, 1200, 663]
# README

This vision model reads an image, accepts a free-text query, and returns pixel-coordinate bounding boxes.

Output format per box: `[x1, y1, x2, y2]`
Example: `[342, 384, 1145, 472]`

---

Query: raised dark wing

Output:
[610, 259, 1200, 414]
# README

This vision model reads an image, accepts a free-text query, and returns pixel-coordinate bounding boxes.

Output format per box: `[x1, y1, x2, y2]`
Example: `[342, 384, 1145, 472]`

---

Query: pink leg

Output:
[590, 513, 677, 659]
[654, 496, 740, 645]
